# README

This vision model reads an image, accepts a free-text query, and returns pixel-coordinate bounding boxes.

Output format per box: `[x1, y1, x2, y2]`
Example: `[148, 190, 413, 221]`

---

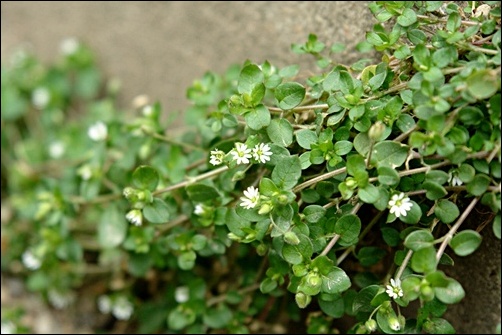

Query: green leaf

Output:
[267, 118, 293, 147]
[334, 141, 353, 156]
[423, 318, 456, 334]
[434, 200, 460, 224]
[238, 64, 264, 94]
[259, 178, 280, 196]
[282, 233, 313, 264]
[296, 129, 318, 149]
[346, 154, 366, 176]
[372, 141, 409, 168]
[397, 8, 417, 27]
[318, 294, 345, 318]
[466, 174, 491, 196]
[132, 165, 159, 191]
[303, 205, 326, 223]
[449, 230, 482, 256]
[98, 205, 127, 248]
[381, 227, 401, 247]
[279, 64, 300, 78]
[186, 183, 220, 202]
[377, 166, 400, 186]
[493, 214, 501, 239]
[413, 43, 431, 69]
[422, 181, 448, 200]
[272, 155, 301, 190]
[432, 46, 458, 68]
[404, 230, 434, 251]
[245, 104, 270, 130]
[275, 82, 306, 110]
[459, 106, 484, 125]
[178, 250, 197, 270]
[260, 277, 278, 294]
[335, 214, 361, 246]
[400, 200, 422, 224]
[466, 69, 500, 100]
[322, 267, 351, 294]
[357, 247, 386, 267]
[425, 271, 450, 288]
[203, 303, 233, 329]
[143, 198, 170, 224]
[353, 285, 379, 313]
[354, 132, 371, 156]
[411, 246, 437, 273]
[235, 205, 264, 222]
[168, 306, 196, 330]
[446, 12, 461, 32]
[358, 184, 379, 204]
[434, 278, 465, 304]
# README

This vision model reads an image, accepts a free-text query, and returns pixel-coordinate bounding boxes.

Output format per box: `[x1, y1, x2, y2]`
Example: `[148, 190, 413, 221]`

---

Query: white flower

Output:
[240, 186, 260, 209]
[194, 204, 205, 216]
[49, 141, 65, 159]
[252, 143, 273, 163]
[22, 250, 41, 270]
[48, 289, 75, 309]
[174, 286, 190, 303]
[1, 321, 16, 335]
[230, 143, 252, 165]
[97, 295, 112, 314]
[126, 209, 143, 226]
[448, 173, 463, 187]
[209, 148, 225, 166]
[386, 278, 404, 300]
[60, 37, 79, 55]
[77, 164, 93, 181]
[88, 121, 108, 141]
[32, 87, 50, 109]
[142, 105, 153, 116]
[388, 193, 413, 218]
[112, 296, 134, 320]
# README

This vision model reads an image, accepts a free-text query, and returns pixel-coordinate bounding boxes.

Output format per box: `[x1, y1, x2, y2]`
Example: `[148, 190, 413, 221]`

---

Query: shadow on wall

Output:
[1, 1, 375, 126]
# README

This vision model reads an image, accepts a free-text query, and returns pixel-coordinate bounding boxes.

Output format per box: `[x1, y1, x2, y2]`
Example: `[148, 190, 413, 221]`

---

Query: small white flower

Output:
[112, 296, 134, 320]
[97, 295, 112, 314]
[22, 250, 41, 270]
[32, 87, 50, 109]
[60, 37, 79, 55]
[240, 186, 260, 209]
[194, 204, 205, 216]
[174, 286, 190, 303]
[77, 164, 93, 181]
[209, 148, 225, 166]
[126, 209, 143, 226]
[142, 105, 153, 116]
[88, 121, 108, 141]
[252, 143, 273, 163]
[49, 141, 65, 159]
[1, 320, 16, 335]
[48, 289, 75, 309]
[388, 193, 413, 218]
[230, 143, 252, 165]
[448, 173, 463, 187]
[386, 278, 404, 300]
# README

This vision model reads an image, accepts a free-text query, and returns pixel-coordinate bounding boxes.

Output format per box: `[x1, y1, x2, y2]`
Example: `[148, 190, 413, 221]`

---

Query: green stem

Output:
[267, 104, 329, 113]
[435, 197, 479, 263]
[141, 125, 204, 152]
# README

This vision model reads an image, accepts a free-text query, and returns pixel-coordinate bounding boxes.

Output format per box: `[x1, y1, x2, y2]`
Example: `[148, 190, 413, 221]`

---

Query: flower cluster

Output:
[98, 295, 134, 320]
[209, 142, 272, 166]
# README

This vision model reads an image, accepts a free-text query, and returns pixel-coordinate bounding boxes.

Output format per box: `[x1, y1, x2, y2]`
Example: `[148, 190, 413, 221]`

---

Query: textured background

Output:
[1, 2, 500, 334]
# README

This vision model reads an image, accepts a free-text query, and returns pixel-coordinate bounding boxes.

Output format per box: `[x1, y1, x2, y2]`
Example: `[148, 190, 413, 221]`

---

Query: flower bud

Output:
[276, 194, 289, 205]
[295, 292, 312, 309]
[368, 121, 385, 141]
[306, 272, 322, 288]
[345, 177, 358, 189]
[256, 243, 268, 256]
[284, 231, 300, 245]
[258, 203, 272, 215]
[365, 319, 377, 332]
[388, 316, 401, 331]
[420, 284, 435, 301]
[227, 233, 242, 242]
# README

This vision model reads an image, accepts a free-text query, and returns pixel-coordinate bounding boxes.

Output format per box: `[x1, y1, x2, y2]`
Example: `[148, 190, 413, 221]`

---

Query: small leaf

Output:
[275, 82, 306, 110]
[377, 166, 400, 186]
[318, 294, 345, 318]
[267, 118, 293, 147]
[434, 278, 465, 304]
[132, 165, 159, 191]
[296, 129, 318, 149]
[357, 247, 386, 267]
[334, 141, 353, 156]
[203, 304, 233, 329]
[271, 155, 301, 190]
[434, 200, 460, 224]
[335, 214, 361, 246]
[143, 198, 170, 224]
[282, 233, 313, 265]
[303, 205, 326, 223]
[238, 64, 264, 94]
[372, 141, 409, 168]
[404, 230, 434, 251]
[411, 246, 437, 274]
[186, 183, 220, 202]
[322, 267, 351, 294]
[449, 230, 482, 256]
[422, 181, 448, 200]
[465, 174, 491, 196]
[423, 318, 456, 334]
[466, 69, 500, 100]
[397, 8, 418, 27]
[400, 200, 422, 224]
[245, 104, 270, 130]
[98, 205, 127, 248]
[358, 184, 379, 204]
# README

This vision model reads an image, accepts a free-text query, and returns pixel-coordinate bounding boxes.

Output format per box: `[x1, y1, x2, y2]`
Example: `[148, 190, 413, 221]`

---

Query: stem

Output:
[320, 202, 362, 257]
[396, 249, 414, 280]
[293, 165, 348, 193]
[141, 126, 204, 152]
[267, 104, 329, 113]
[435, 197, 479, 263]
[153, 165, 228, 196]
[416, 14, 481, 27]
[207, 283, 260, 307]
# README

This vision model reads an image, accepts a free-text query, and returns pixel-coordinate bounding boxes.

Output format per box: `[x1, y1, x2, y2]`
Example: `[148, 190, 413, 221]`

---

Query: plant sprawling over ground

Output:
[1, 1, 500, 334]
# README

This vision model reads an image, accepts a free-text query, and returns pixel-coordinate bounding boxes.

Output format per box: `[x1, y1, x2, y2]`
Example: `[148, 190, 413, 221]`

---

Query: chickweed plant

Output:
[1, 2, 500, 334]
